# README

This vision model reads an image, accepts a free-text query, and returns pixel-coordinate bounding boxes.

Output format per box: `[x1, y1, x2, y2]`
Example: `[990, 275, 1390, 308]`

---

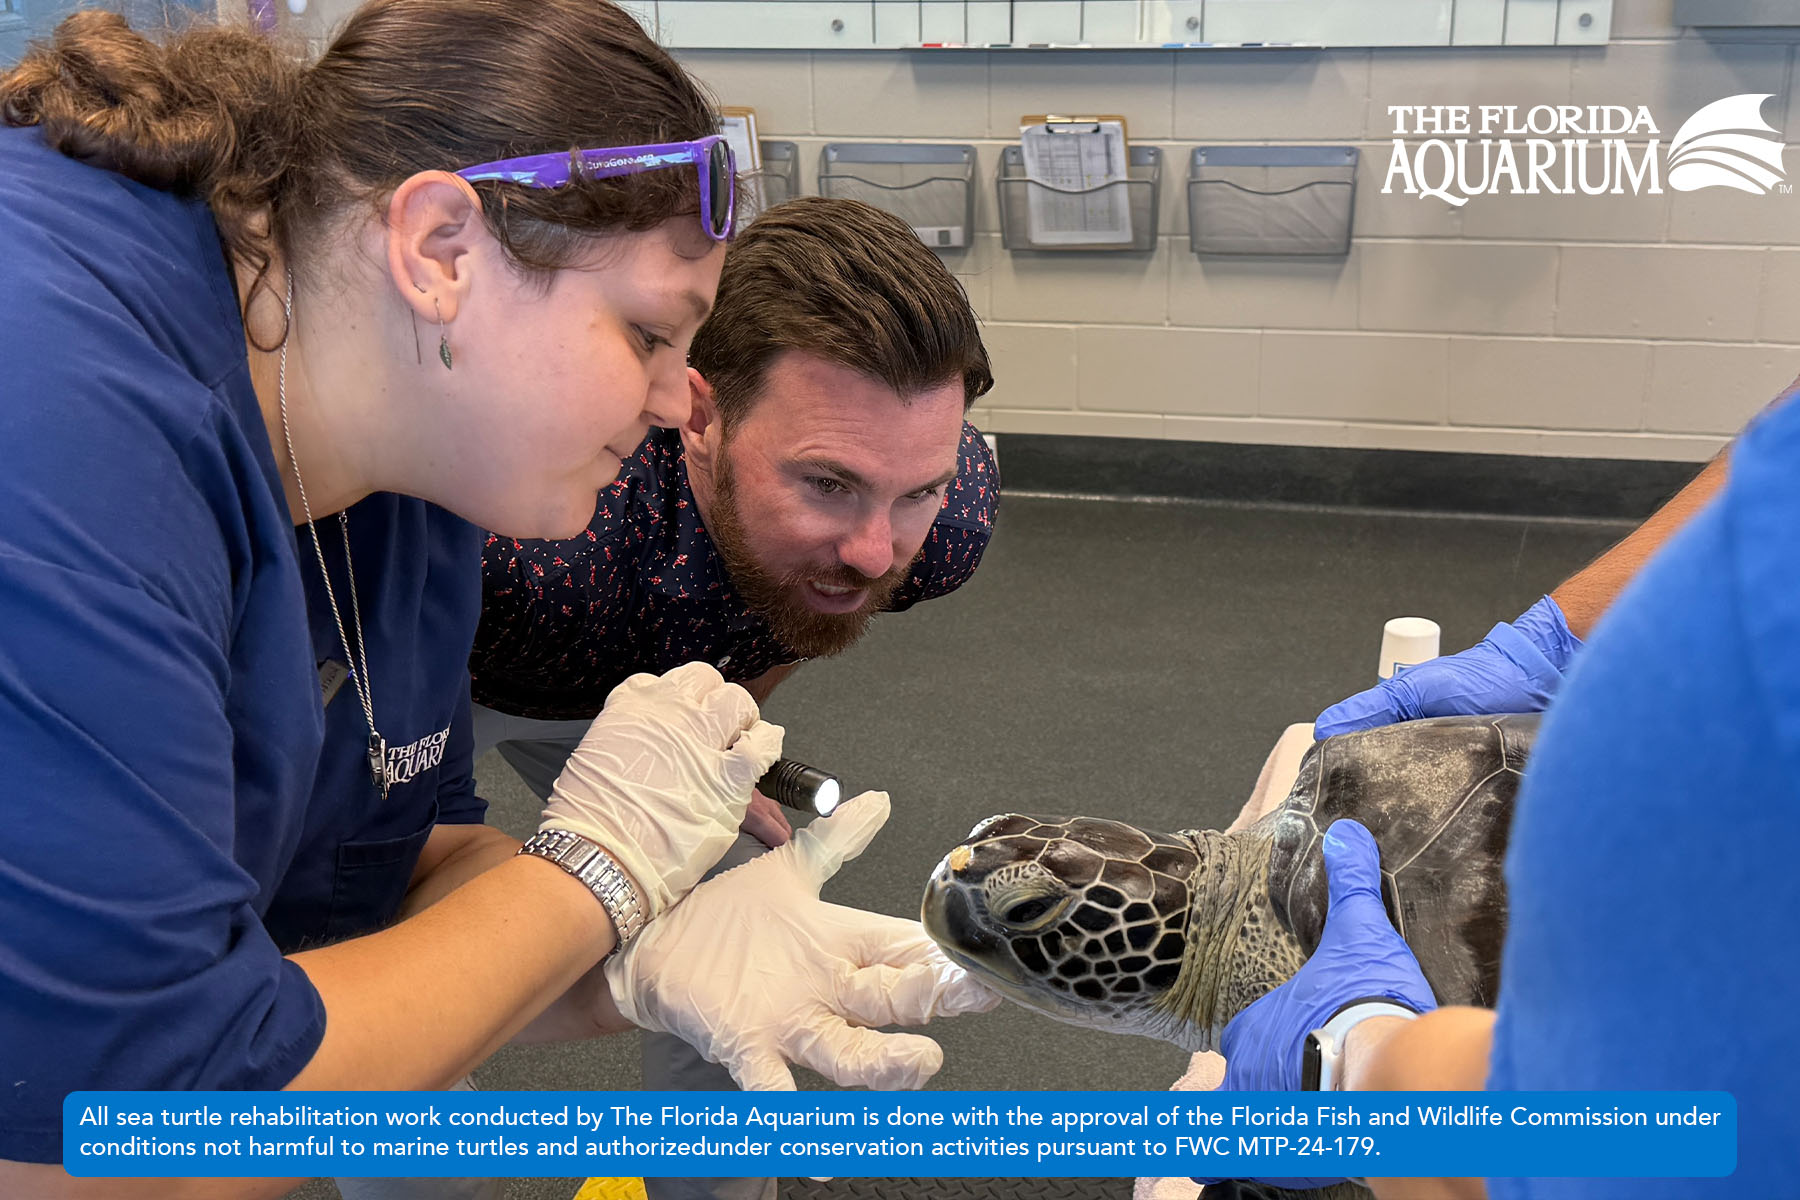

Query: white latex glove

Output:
[605, 790, 1002, 1090]
[541, 662, 783, 918]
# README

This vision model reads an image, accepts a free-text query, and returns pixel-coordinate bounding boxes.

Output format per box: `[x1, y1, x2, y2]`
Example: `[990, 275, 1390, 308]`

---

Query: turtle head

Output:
[921, 813, 1200, 1043]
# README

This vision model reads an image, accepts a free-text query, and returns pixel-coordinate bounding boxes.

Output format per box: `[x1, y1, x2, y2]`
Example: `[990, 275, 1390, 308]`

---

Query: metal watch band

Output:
[518, 830, 648, 950]
[1302, 999, 1421, 1092]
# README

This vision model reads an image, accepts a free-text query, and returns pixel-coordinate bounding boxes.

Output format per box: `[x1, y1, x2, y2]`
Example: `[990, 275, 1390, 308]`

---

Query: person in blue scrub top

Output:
[0, 3, 994, 1196]
[1206, 392, 1800, 1197]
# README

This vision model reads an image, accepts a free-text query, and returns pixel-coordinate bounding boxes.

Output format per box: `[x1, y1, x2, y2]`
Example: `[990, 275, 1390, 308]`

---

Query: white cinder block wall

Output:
[294, 1, 1800, 463]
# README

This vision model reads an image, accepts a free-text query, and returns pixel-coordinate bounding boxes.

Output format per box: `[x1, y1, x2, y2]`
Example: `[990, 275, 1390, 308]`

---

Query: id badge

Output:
[318, 659, 351, 707]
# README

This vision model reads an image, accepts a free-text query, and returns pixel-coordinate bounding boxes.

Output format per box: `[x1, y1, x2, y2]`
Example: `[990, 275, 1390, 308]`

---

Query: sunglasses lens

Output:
[708, 139, 735, 238]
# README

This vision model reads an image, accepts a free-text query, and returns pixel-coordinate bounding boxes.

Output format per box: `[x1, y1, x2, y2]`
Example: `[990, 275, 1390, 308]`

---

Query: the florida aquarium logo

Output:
[1381, 93, 1788, 207]
[1667, 93, 1787, 195]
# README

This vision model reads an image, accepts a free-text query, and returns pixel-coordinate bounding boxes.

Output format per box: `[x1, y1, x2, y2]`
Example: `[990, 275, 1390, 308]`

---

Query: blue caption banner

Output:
[64, 1090, 1735, 1179]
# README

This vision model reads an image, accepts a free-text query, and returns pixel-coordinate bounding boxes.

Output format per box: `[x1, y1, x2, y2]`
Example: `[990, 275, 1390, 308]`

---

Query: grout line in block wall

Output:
[804, 51, 816, 136]
[1752, 240, 1776, 350]
[1358, 50, 1375, 142]
[984, 50, 993, 132]
[1167, 51, 1179, 148]
[1350, 236, 1792, 251]
[793, 137, 1794, 153]
[978, 319, 1800, 347]
[1549, 239, 1566, 361]
[991, 325, 1800, 353]
[984, 409, 1735, 447]
[1788, 45, 1799, 145]
[1163, 232, 1175, 328]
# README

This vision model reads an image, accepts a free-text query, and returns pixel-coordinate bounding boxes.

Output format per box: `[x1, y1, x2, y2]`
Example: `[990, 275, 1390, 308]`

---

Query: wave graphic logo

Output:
[1667, 93, 1788, 194]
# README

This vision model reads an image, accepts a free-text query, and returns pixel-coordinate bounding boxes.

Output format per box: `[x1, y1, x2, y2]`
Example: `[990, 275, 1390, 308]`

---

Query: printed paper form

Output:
[718, 107, 764, 218]
[1018, 120, 1132, 246]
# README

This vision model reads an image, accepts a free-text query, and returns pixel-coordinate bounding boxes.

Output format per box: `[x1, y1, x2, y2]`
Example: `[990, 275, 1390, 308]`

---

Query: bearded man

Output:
[465, 199, 997, 1200]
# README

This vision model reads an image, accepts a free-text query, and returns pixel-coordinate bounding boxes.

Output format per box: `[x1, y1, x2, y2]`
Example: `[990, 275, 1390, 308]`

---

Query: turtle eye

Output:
[988, 887, 1068, 931]
[984, 862, 1066, 931]
[1003, 897, 1055, 925]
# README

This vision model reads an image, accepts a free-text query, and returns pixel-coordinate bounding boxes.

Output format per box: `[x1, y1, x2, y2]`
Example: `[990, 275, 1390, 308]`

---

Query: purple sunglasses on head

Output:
[456, 133, 737, 242]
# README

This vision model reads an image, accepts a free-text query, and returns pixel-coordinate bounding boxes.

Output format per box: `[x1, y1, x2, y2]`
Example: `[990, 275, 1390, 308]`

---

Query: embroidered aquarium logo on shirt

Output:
[385, 725, 451, 787]
[1381, 94, 1789, 207]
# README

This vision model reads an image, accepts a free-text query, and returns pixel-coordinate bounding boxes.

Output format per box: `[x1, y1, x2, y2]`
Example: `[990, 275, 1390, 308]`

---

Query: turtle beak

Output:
[922, 853, 1017, 971]
[919, 872, 955, 942]
[921, 849, 982, 943]
[921, 877, 1024, 987]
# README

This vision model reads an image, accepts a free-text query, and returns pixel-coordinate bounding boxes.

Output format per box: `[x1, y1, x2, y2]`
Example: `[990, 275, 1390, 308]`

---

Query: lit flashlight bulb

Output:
[756, 759, 842, 816]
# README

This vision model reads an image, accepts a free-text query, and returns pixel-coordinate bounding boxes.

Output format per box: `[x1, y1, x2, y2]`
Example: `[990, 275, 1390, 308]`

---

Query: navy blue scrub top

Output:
[0, 125, 483, 1162]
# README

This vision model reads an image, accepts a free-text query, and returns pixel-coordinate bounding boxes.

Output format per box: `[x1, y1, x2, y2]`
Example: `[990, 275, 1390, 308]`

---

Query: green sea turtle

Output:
[920, 713, 1531, 1054]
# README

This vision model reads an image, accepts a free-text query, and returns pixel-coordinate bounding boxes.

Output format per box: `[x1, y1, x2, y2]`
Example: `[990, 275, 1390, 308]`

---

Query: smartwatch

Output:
[1302, 998, 1421, 1091]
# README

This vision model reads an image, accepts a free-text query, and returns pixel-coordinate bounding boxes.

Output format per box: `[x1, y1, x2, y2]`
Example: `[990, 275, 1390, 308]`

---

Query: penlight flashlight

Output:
[756, 758, 842, 816]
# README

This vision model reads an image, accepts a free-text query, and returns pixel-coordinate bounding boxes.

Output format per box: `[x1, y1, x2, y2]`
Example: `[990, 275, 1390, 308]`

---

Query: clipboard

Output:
[1018, 114, 1133, 245]
[1021, 114, 1131, 140]
[717, 106, 764, 218]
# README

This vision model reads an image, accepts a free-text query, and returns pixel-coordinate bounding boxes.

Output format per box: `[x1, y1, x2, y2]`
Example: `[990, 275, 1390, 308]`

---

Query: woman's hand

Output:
[1198, 819, 1438, 1191]
[541, 661, 783, 918]
[605, 791, 1001, 1091]
[1218, 820, 1436, 1093]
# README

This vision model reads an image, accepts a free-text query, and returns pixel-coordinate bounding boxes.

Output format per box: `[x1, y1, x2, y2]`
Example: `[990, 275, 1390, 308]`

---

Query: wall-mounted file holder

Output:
[751, 140, 800, 210]
[817, 143, 977, 251]
[737, 140, 800, 224]
[997, 144, 1161, 252]
[1187, 146, 1358, 257]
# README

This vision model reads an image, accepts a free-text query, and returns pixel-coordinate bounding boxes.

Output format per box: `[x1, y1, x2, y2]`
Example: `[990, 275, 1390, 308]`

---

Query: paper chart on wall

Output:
[718, 107, 764, 220]
[1018, 119, 1132, 246]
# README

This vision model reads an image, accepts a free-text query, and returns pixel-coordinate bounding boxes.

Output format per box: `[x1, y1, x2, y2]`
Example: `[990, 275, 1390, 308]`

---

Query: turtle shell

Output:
[1267, 713, 1535, 1008]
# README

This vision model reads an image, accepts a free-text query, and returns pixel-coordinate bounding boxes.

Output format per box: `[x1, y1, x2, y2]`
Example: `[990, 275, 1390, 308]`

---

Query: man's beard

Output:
[704, 449, 916, 659]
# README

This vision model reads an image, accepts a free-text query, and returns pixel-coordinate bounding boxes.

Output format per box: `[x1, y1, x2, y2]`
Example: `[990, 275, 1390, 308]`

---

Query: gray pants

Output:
[471, 702, 596, 800]
[472, 703, 779, 1200]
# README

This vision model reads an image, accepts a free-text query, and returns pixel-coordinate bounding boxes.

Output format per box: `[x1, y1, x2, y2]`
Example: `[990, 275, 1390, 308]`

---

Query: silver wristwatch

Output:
[518, 830, 648, 952]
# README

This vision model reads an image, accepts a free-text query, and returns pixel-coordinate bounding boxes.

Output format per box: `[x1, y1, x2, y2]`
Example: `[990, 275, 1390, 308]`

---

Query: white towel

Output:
[1133, 722, 1316, 1200]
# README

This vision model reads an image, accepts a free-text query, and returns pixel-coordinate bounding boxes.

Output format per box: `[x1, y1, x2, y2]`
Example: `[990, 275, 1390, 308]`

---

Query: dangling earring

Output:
[435, 298, 452, 370]
[410, 282, 425, 365]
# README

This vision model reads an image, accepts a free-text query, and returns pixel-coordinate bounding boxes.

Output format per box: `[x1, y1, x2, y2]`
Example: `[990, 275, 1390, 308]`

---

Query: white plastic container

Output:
[1378, 617, 1441, 681]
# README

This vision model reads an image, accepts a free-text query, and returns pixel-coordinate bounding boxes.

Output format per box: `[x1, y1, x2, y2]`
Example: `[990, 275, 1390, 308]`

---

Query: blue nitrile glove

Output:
[1193, 820, 1436, 1190]
[1314, 594, 1582, 739]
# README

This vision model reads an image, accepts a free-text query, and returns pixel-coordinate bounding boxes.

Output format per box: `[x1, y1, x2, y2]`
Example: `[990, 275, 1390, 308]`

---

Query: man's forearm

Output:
[510, 956, 635, 1044]
[1344, 1007, 1496, 1200]
[741, 661, 800, 705]
[1552, 373, 1800, 637]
